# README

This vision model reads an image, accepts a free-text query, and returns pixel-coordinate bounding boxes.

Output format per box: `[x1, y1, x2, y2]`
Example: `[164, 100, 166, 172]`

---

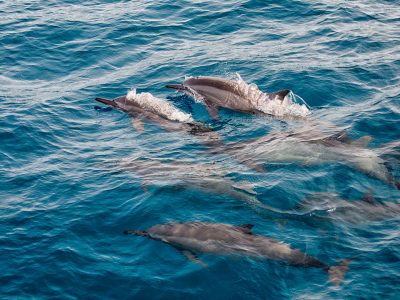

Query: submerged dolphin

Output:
[224, 129, 400, 189]
[117, 157, 263, 211]
[294, 191, 400, 224]
[95, 89, 213, 135]
[124, 221, 350, 285]
[166, 75, 310, 119]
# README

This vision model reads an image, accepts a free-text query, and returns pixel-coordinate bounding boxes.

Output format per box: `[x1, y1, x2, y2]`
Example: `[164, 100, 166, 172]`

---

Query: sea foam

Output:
[126, 89, 194, 123]
[234, 73, 311, 118]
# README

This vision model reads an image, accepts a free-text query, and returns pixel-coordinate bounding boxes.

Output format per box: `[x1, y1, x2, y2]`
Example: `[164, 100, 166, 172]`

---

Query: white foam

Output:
[126, 89, 194, 123]
[234, 73, 311, 117]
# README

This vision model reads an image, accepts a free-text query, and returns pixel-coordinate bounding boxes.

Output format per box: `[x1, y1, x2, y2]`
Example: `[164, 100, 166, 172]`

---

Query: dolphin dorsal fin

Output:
[362, 189, 375, 204]
[232, 181, 257, 195]
[332, 130, 351, 143]
[351, 136, 372, 148]
[319, 130, 351, 146]
[236, 224, 254, 235]
[270, 89, 291, 101]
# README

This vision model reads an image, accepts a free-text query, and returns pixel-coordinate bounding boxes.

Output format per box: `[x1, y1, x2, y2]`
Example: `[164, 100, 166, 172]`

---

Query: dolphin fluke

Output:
[328, 259, 351, 286]
[123, 229, 148, 236]
[165, 84, 186, 91]
[95, 97, 118, 107]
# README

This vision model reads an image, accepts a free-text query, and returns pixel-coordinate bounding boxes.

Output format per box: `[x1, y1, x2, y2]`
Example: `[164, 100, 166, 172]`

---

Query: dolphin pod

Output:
[94, 74, 399, 287]
[124, 221, 350, 286]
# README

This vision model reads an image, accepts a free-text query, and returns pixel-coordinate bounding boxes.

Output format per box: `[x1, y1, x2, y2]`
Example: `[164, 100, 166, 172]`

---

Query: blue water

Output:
[1, 1, 400, 299]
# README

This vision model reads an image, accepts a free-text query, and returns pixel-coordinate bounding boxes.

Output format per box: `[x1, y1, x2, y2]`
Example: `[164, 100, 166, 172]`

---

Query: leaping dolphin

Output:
[95, 89, 213, 135]
[166, 74, 310, 119]
[124, 221, 350, 286]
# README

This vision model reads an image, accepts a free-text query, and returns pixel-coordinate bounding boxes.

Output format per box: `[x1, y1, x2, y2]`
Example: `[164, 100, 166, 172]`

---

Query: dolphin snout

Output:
[165, 84, 186, 91]
[124, 229, 148, 237]
[95, 97, 118, 107]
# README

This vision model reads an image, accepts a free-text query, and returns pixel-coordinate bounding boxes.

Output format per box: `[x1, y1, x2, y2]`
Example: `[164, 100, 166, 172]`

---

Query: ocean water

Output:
[1, 0, 400, 299]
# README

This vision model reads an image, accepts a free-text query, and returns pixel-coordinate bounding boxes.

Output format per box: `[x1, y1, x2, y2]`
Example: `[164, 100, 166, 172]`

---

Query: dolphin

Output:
[294, 190, 400, 224]
[117, 157, 263, 211]
[95, 89, 213, 135]
[124, 221, 350, 285]
[166, 74, 310, 119]
[223, 129, 400, 189]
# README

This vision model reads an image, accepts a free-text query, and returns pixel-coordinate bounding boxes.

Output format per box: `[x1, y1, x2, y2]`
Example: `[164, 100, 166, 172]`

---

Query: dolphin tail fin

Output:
[165, 84, 186, 91]
[95, 97, 118, 107]
[123, 229, 148, 237]
[328, 259, 351, 286]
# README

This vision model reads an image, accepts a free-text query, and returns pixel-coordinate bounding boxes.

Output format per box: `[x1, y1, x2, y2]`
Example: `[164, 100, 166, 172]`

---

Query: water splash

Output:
[126, 89, 194, 123]
[234, 73, 311, 118]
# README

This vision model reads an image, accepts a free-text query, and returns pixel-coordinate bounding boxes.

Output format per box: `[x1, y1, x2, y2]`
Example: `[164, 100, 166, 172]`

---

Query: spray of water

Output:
[234, 73, 311, 118]
[126, 89, 194, 123]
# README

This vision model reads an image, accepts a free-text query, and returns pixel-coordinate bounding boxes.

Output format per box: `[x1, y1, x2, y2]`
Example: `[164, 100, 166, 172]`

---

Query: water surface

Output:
[1, 1, 400, 299]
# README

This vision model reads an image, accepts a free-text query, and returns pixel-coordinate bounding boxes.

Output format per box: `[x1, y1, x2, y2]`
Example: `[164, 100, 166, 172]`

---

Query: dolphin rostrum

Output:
[95, 89, 213, 135]
[223, 128, 400, 189]
[166, 74, 310, 119]
[124, 221, 350, 285]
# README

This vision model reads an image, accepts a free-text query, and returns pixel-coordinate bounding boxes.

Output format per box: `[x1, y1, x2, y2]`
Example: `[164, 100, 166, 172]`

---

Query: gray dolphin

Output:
[95, 89, 213, 135]
[294, 190, 400, 224]
[117, 157, 263, 211]
[223, 129, 400, 189]
[166, 75, 310, 119]
[124, 221, 350, 286]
